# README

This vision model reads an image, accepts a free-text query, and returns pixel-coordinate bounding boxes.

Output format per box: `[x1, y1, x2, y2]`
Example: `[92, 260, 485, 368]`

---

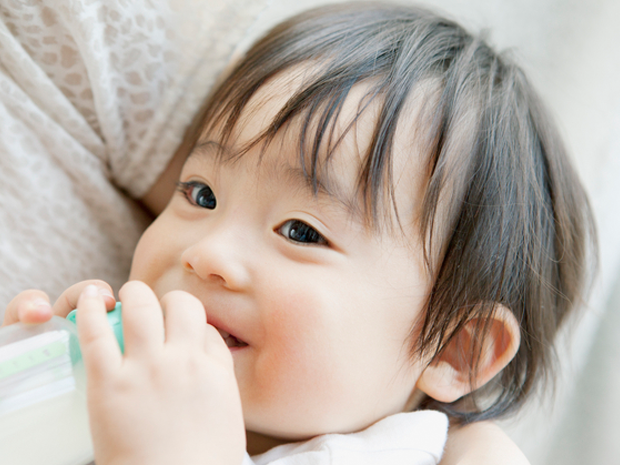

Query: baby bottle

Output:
[0, 303, 124, 465]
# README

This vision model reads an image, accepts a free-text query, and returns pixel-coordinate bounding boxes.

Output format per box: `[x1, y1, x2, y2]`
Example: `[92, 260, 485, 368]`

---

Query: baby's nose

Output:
[181, 230, 251, 290]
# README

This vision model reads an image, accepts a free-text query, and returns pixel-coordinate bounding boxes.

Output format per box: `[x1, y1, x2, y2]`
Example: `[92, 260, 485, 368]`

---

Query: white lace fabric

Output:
[0, 0, 268, 308]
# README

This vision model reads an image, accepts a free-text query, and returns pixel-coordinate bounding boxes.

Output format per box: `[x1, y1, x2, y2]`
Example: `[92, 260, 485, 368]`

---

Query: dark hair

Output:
[185, 2, 596, 422]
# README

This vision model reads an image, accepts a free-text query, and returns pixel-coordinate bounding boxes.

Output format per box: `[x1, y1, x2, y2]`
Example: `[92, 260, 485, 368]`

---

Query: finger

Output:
[204, 324, 234, 365]
[118, 281, 165, 357]
[160, 290, 206, 348]
[77, 285, 123, 377]
[54, 280, 117, 317]
[4, 290, 53, 325]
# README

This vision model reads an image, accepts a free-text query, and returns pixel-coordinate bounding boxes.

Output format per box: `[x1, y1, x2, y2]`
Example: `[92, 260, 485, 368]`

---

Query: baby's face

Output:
[130, 73, 433, 442]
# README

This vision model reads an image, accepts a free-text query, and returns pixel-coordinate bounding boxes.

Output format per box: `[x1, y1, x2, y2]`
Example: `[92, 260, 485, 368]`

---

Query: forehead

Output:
[197, 66, 433, 229]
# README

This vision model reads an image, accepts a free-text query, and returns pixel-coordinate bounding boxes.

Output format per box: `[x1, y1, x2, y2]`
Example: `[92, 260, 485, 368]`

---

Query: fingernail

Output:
[97, 287, 115, 303]
[31, 298, 52, 313]
[82, 284, 99, 298]
[20, 298, 52, 321]
[97, 288, 114, 298]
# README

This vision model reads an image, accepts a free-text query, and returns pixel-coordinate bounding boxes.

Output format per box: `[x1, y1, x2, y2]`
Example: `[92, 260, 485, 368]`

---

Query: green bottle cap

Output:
[66, 302, 125, 355]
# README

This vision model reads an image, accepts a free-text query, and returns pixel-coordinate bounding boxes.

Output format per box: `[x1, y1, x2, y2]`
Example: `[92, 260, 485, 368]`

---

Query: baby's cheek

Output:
[129, 220, 179, 285]
[248, 294, 349, 437]
[129, 223, 163, 281]
[262, 300, 336, 393]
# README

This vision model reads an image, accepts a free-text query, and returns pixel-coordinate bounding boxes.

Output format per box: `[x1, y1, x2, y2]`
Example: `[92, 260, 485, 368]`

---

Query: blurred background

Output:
[241, 1, 620, 463]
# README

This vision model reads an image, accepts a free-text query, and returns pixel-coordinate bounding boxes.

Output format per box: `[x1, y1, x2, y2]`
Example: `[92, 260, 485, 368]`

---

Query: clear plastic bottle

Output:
[0, 303, 123, 465]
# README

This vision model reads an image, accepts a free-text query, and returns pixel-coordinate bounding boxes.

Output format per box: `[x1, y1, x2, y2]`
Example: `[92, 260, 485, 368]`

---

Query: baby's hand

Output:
[77, 281, 245, 465]
[2, 280, 116, 326]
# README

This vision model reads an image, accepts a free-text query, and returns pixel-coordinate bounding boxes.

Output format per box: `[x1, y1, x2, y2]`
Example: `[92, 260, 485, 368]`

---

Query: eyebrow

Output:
[285, 165, 349, 204]
[188, 139, 362, 219]
[189, 140, 232, 161]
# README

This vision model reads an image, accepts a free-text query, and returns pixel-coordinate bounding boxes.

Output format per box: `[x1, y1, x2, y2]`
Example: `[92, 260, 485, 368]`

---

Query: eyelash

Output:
[277, 219, 328, 246]
[176, 181, 216, 209]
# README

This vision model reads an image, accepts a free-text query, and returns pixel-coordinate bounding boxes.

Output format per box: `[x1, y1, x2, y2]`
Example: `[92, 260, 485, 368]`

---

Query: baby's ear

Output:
[416, 304, 520, 403]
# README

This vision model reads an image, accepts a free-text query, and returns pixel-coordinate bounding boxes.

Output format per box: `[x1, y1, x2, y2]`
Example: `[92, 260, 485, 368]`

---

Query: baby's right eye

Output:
[177, 181, 217, 209]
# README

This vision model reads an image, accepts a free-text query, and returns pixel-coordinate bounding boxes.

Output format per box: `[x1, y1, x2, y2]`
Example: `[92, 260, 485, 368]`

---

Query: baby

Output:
[4, 3, 594, 464]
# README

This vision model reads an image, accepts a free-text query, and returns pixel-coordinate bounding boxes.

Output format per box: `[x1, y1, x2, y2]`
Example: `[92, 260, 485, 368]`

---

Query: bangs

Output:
[184, 3, 454, 230]
[197, 71, 403, 231]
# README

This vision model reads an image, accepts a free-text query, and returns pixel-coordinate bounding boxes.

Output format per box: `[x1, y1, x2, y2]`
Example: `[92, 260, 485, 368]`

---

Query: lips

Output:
[216, 327, 248, 348]
[187, 295, 250, 349]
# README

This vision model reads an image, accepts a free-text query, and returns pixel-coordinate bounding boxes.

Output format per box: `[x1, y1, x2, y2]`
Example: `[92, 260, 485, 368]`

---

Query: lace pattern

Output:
[0, 0, 268, 307]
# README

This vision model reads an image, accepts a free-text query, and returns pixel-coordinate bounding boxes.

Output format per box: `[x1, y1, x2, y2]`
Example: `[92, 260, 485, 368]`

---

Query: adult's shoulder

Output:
[440, 421, 530, 465]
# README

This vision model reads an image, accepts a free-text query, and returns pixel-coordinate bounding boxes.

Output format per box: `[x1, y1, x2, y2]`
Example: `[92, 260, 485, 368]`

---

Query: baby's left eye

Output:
[278, 220, 327, 245]
[177, 181, 216, 209]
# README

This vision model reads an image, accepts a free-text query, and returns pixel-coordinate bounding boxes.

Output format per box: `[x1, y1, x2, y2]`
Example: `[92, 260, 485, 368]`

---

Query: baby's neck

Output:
[246, 430, 291, 456]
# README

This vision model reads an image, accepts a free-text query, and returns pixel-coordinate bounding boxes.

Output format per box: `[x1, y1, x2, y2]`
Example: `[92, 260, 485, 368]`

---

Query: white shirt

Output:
[243, 411, 448, 465]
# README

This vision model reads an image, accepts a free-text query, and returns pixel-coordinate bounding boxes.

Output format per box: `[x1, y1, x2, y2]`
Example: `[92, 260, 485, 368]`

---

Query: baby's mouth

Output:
[216, 328, 248, 348]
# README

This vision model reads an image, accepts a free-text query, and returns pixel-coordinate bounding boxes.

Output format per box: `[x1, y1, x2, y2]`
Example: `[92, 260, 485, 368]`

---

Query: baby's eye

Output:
[278, 220, 327, 245]
[177, 181, 216, 209]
